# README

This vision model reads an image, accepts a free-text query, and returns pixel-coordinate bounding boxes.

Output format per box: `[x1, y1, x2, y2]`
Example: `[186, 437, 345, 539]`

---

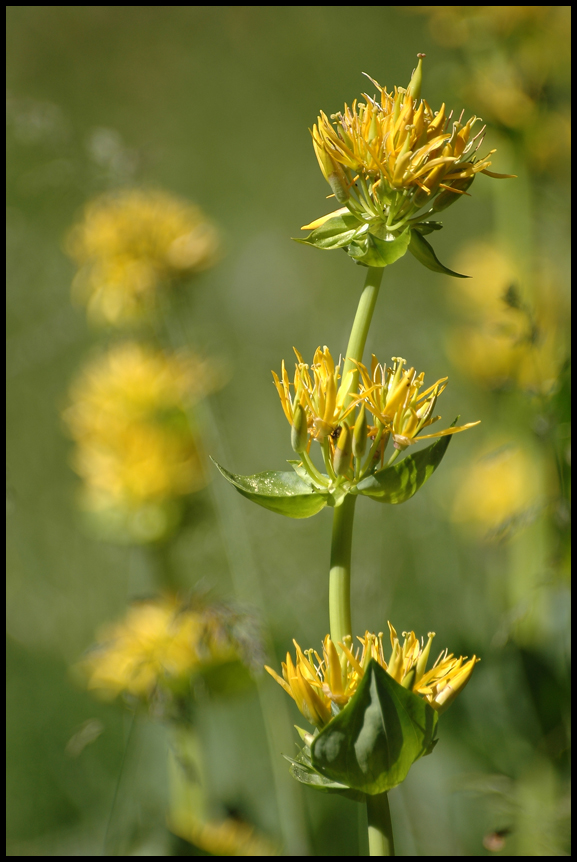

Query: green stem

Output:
[329, 493, 357, 646]
[329, 266, 383, 647]
[367, 792, 395, 856]
[342, 266, 384, 400]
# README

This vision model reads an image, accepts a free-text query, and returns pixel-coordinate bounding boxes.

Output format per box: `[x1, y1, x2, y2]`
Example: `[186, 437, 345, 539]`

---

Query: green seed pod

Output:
[291, 403, 309, 454]
[333, 423, 353, 477]
[353, 405, 368, 459]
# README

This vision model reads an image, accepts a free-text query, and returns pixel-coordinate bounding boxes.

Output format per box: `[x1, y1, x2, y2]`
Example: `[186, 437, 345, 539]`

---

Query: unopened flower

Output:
[306, 56, 512, 241]
[266, 625, 479, 728]
[66, 189, 219, 325]
[80, 597, 241, 702]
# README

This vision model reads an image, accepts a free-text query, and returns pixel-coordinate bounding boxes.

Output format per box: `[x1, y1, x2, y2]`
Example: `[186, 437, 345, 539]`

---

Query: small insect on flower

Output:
[265, 624, 479, 729]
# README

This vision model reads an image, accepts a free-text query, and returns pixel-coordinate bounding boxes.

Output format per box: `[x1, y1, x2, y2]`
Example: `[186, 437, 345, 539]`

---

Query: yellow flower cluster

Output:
[66, 189, 219, 325]
[63, 342, 220, 541]
[266, 624, 479, 728]
[309, 57, 510, 233]
[445, 242, 565, 394]
[82, 597, 241, 701]
[274, 346, 478, 480]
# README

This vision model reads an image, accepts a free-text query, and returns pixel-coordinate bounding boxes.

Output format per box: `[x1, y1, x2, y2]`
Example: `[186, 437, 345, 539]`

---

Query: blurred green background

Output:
[6, 6, 570, 856]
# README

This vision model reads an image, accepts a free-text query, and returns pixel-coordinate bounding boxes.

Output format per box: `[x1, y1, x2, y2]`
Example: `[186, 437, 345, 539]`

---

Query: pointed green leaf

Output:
[412, 220, 443, 236]
[211, 459, 328, 518]
[294, 212, 366, 250]
[352, 428, 454, 504]
[347, 227, 410, 268]
[408, 229, 468, 278]
[311, 660, 438, 795]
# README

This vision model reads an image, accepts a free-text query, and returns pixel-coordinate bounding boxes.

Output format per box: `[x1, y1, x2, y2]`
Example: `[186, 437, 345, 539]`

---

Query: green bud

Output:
[432, 176, 474, 212]
[291, 404, 309, 454]
[401, 666, 417, 690]
[328, 171, 350, 205]
[353, 405, 368, 459]
[408, 54, 425, 103]
[333, 423, 353, 477]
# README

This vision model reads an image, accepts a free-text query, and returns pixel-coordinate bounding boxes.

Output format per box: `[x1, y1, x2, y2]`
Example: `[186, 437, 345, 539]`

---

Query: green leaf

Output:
[353, 427, 454, 504]
[294, 212, 366, 250]
[311, 660, 438, 795]
[412, 220, 443, 236]
[408, 229, 468, 278]
[347, 227, 410, 268]
[284, 747, 365, 802]
[211, 459, 328, 518]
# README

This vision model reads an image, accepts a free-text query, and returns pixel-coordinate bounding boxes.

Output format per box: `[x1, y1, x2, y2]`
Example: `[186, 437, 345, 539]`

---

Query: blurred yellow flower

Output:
[445, 242, 566, 393]
[451, 443, 542, 538]
[63, 342, 221, 541]
[307, 56, 511, 235]
[81, 597, 241, 701]
[169, 810, 278, 856]
[66, 189, 219, 325]
[266, 625, 478, 728]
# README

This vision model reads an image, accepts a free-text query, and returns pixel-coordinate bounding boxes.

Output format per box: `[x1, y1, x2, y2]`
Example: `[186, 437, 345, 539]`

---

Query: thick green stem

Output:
[367, 792, 395, 856]
[342, 267, 384, 401]
[329, 267, 383, 646]
[329, 493, 357, 645]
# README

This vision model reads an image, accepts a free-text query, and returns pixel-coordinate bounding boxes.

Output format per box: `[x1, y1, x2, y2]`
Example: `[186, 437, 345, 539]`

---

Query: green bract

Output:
[296, 210, 468, 276]
[212, 429, 454, 517]
[287, 660, 438, 797]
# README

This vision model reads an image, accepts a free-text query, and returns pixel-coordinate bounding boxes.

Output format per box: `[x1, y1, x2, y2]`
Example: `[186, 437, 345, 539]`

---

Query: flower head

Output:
[272, 346, 356, 441]
[273, 346, 479, 485]
[308, 56, 512, 238]
[355, 354, 479, 451]
[80, 597, 242, 702]
[266, 625, 479, 728]
[66, 189, 219, 325]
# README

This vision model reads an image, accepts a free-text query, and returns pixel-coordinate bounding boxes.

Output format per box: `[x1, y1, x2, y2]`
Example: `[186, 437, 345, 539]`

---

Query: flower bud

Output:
[328, 171, 350, 205]
[407, 54, 425, 103]
[353, 405, 368, 459]
[432, 176, 474, 212]
[291, 403, 309, 454]
[333, 423, 353, 477]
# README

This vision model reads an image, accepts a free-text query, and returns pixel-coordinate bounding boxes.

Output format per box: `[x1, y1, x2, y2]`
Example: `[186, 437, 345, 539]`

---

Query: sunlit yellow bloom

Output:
[272, 346, 357, 441]
[274, 346, 478, 482]
[307, 56, 512, 234]
[66, 189, 219, 325]
[63, 342, 222, 540]
[169, 810, 278, 856]
[355, 355, 479, 451]
[81, 597, 241, 701]
[266, 625, 479, 727]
